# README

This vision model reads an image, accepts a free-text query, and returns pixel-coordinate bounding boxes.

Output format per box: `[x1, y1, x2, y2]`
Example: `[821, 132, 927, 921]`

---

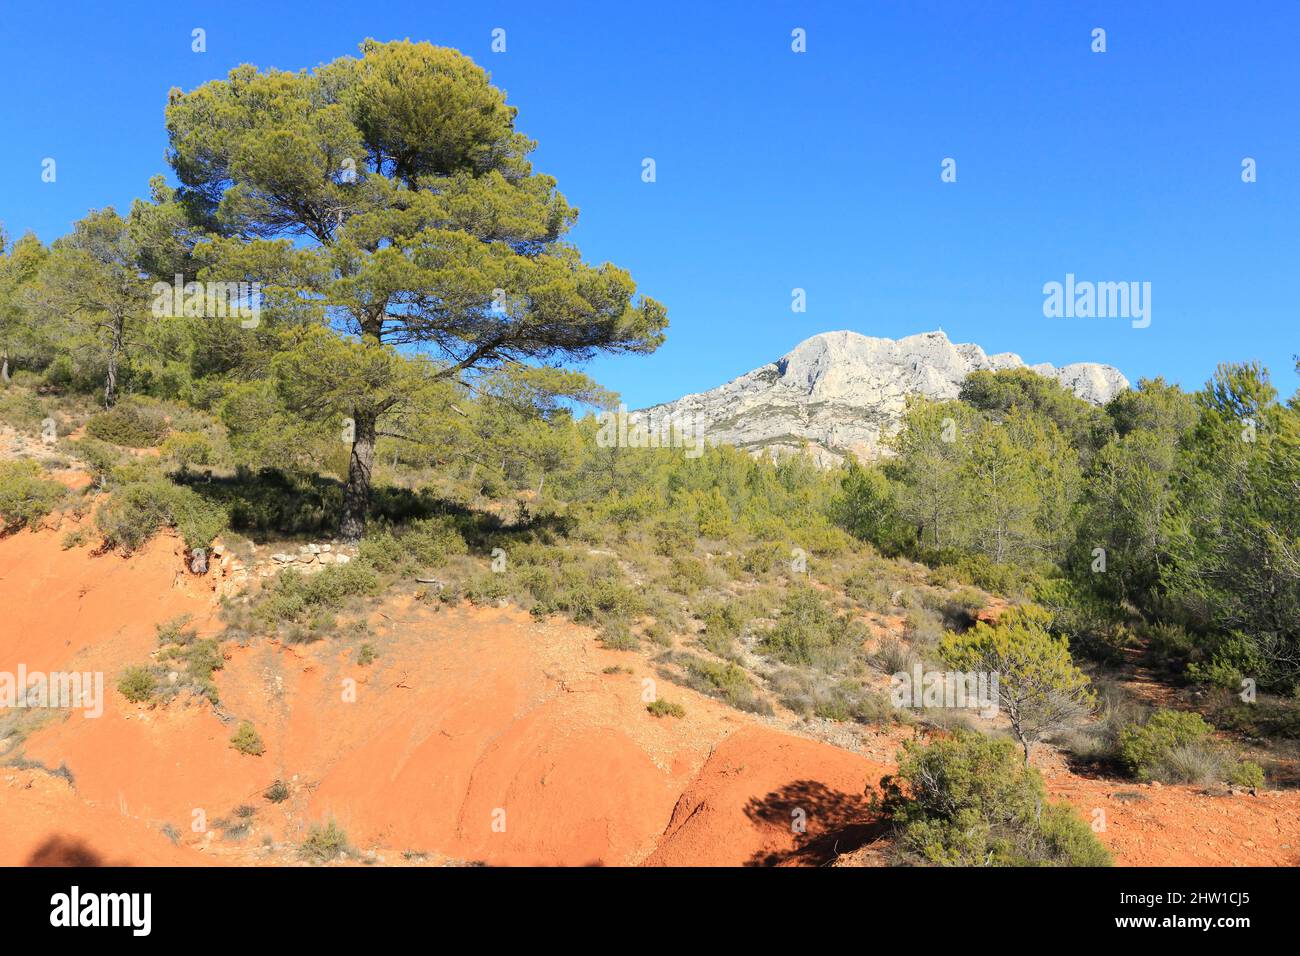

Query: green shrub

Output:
[465, 570, 512, 605]
[698, 601, 749, 656]
[1031, 802, 1116, 867]
[71, 437, 121, 487]
[299, 820, 350, 862]
[841, 568, 894, 612]
[96, 481, 171, 551]
[230, 720, 265, 756]
[878, 730, 1110, 866]
[668, 555, 710, 592]
[357, 643, 378, 666]
[0, 386, 53, 434]
[255, 563, 382, 625]
[930, 552, 1029, 597]
[760, 585, 861, 668]
[598, 619, 639, 650]
[949, 587, 986, 612]
[0, 460, 64, 533]
[160, 430, 214, 467]
[652, 521, 694, 557]
[95, 479, 228, 552]
[1228, 760, 1264, 789]
[167, 487, 228, 550]
[358, 530, 408, 573]
[1120, 714, 1261, 790]
[118, 666, 157, 703]
[1142, 621, 1197, 676]
[681, 656, 770, 714]
[646, 698, 685, 718]
[809, 678, 890, 723]
[400, 516, 468, 566]
[1033, 577, 1132, 664]
[85, 399, 169, 447]
[1213, 699, 1300, 739]
[1118, 709, 1213, 782]
[1185, 632, 1262, 690]
[741, 541, 786, 575]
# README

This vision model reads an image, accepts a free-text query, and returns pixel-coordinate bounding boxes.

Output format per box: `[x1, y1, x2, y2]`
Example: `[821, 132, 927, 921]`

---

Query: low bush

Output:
[1118, 708, 1265, 787]
[117, 666, 157, 703]
[0, 460, 64, 533]
[698, 600, 750, 656]
[646, 698, 685, 718]
[254, 563, 382, 627]
[95, 478, 228, 552]
[759, 585, 863, 669]
[1213, 698, 1300, 740]
[230, 720, 265, 756]
[667, 555, 710, 593]
[1033, 577, 1131, 664]
[924, 552, 1035, 598]
[1228, 760, 1265, 789]
[400, 516, 469, 566]
[679, 655, 770, 714]
[877, 730, 1111, 866]
[873, 635, 918, 675]
[85, 399, 169, 447]
[160, 430, 215, 468]
[299, 820, 350, 862]
[1142, 621, 1197, 678]
[1118, 709, 1213, 781]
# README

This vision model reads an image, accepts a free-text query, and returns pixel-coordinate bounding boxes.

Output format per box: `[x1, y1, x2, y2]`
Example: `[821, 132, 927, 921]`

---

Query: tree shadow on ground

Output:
[26, 835, 106, 866]
[176, 466, 573, 545]
[742, 779, 885, 866]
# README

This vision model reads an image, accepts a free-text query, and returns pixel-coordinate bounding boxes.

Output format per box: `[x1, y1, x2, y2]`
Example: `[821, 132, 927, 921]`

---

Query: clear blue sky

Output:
[2, 0, 1296, 407]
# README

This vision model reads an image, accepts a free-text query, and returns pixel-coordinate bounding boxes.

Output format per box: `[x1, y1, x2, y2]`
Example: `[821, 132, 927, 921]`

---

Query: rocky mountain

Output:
[637, 330, 1129, 465]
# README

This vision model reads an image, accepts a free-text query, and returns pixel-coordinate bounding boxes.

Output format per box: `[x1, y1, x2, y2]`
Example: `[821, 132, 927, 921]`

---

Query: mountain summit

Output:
[638, 330, 1129, 464]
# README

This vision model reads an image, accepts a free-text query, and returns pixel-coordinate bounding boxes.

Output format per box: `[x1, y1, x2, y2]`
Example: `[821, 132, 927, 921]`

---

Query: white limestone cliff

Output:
[638, 330, 1128, 465]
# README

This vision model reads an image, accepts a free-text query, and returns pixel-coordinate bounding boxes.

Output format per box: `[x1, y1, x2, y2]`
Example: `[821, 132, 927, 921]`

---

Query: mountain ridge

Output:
[637, 329, 1129, 464]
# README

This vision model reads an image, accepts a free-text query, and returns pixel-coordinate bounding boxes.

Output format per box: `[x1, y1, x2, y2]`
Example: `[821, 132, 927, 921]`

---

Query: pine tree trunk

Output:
[1, 351, 10, 384]
[104, 313, 125, 407]
[339, 407, 377, 543]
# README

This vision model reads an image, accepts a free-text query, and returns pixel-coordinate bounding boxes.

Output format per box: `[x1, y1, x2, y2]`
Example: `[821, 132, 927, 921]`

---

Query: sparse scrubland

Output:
[2, 37, 1298, 866]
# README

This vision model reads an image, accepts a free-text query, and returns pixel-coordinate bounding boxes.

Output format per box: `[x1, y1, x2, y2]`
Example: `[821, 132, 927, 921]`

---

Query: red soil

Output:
[3, 522, 1299, 867]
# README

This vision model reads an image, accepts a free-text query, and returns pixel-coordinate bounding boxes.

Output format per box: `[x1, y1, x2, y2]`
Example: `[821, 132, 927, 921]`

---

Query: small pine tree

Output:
[941, 605, 1095, 762]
